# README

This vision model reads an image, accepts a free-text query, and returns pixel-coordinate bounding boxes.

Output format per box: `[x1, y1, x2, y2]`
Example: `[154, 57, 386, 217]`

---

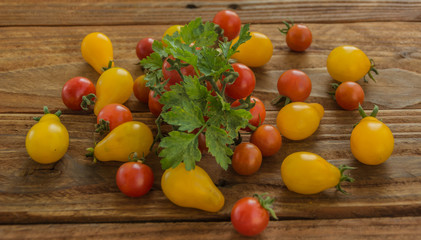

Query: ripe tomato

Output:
[283, 23, 312, 52]
[250, 125, 282, 157]
[162, 56, 196, 86]
[225, 63, 256, 99]
[335, 82, 364, 110]
[231, 32, 273, 67]
[61, 77, 96, 111]
[213, 10, 241, 41]
[162, 25, 182, 40]
[81, 32, 114, 74]
[231, 96, 266, 131]
[232, 143, 262, 175]
[148, 91, 163, 117]
[136, 37, 155, 60]
[231, 194, 276, 236]
[116, 161, 154, 198]
[277, 69, 312, 102]
[327, 45, 372, 82]
[133, 75, 150, 103]
[97, 103, 133, 131]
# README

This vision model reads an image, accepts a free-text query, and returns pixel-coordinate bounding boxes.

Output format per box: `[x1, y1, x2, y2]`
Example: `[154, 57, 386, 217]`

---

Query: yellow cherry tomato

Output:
[162, 25, 183, 46]
[94, 121, 153, 162]
[351, 106, 394, 165]
[25, 108, 69, 164]
[161, 162, 225, 212]
[281, 152, 353, 194]
[231, 32, 273, 67]
[276, 102, 324, 140]
[81, 32, 114, 74]
[94, 67, 133, 115]
[327, 45, 372, 82]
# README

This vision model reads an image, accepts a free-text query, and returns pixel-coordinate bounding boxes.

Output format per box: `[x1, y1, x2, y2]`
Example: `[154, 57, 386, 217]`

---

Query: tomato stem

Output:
[128, 152, 145, 163]
[271, 95, 291, 107]
[85, 147, 97, 163]
[253, 193, 278, 220]
[80, 93, 96, 111]
[95, 119, 110, 135]
[33, 106, 61, 121]
[364, 59, 378, 83]
[101, 60, 114, 72]
[150, 114, 164, 153]
[335, 165, 356, 194]
[278, 19, 294, 35]
[358, 104, 379, 119]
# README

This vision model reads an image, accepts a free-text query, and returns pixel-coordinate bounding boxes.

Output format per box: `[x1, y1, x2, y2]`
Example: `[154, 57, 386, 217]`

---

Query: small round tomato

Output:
[116, 161, 154, 198]
[162, 25, 182, 40]
[225, 63, 256, 99]
[231, 32, 273, 67]
[232, 143, 262, 175]
[61, 77, 96, 111]
[162, 56, 196, 86]
[277, 69, 312, 102]
[213, 10, 241, 41]
[276, 102, 324, 140]
[327, 45, 372, 82]
[133, 75, 150, 103]
[250, 125, 282, 157]
[335, 82, 364, 110]
[136, 37, 155, 60]
[148, 91, 163, 117]
[284, 24, 312, 52]
[231, 194, 276, 236]
[97, 103, 133, 131]
[231, 96, 266, 131]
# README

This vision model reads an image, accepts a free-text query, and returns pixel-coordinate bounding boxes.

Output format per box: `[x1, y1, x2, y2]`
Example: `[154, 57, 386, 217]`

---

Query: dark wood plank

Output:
[1, 0, 421, 26]
[1, 217, 421, 240]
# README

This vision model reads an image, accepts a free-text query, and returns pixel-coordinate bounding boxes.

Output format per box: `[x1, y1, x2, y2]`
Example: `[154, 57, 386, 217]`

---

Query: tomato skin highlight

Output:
[61, 77, 96, 111]
[136, 37, 155, 60]
[213, 10, 241, 41]
[225, 63, 256, 100]
[286, 24, 312, 52]
[97, 103, 133, 131]
[335, 82, 365, 110]
[232, 143, 262, 175]
[250, 124, 282, 157]
[148, 91, 163, 117]
[133, 75, 150, 103]
[351, 116, 394, 165]
[327, 45, 371, 82]
[162, 56, 196, 86]
[231, 32, 273, 67]
[277, 69, 312, 102]
[116, 162, 154, 198]
[81, 32, 114, 74]
[231, 197, 269, 236]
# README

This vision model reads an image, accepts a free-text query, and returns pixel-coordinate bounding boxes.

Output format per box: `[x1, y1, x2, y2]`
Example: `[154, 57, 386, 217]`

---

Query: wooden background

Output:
[1, 0, 421, 239]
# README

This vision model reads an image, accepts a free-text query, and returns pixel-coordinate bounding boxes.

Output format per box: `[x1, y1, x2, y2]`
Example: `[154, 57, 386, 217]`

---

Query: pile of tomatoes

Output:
[24, 9, 395, 237]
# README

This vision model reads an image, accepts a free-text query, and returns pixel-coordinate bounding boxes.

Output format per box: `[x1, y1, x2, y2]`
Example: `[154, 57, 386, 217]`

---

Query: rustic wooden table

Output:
[1, 0, 421, 239]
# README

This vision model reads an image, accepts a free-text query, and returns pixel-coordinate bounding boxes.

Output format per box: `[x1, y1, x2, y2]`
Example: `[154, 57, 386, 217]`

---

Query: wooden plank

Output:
[1, 22, 421, 113]
[0, 109, 420, 224]
[1, 0, 421, 26]
[1, 217, 421, 239]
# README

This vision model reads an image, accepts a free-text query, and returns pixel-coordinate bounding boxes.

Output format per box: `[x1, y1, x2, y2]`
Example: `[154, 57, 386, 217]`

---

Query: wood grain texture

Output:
[1, 217, 420, 239]
[1, 0, 421, 26]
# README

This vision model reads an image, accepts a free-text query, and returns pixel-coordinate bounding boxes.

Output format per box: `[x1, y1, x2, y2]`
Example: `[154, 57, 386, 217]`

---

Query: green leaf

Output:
[205, 126, 233, 170]
[159, 131, 202, 170]
[151, 40, 168, 58]
[197, 47, 231, 79]
[224, 109, 251, 138]
[161, 105, 205, 132]
[226, 24, 251, 59]
[180, 18, 219, 47]
[140, 52, 163, 71]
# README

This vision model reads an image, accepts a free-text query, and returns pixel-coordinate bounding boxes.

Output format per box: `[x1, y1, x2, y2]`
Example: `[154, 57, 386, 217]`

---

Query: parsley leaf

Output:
[140, 52, 163, 71]
[205, 126, 233, 170]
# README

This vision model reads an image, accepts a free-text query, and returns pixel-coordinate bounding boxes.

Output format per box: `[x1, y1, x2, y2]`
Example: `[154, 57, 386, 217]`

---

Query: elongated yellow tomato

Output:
[161, 163, 225, 212]
[81, 32, 114, 74]
[94, 67, 133, 115]
[351, 117, 394, 165]
[162, 25, 183, 39]
[327, 45, 371, 82]
[281, 152, 352, 194]
[276, 102, 324, 140]
[94, 121, 153, 162]
[26, 112, 69, 164]
[231, 32, 273, 67]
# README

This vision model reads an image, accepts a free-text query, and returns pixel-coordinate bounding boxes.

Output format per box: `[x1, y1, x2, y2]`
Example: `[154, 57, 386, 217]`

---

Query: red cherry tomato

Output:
[285, 24, 312, 52]
[213, 10, 241, 41]
[116, 161, 154, 198]
[231, 196, 269, 236]
[136, 37, 155, 60]
[162, 56, 196, 86]
[61, 77, 96, 111]
[250, 125, 282, 157]
[232, 143, 262, 175]
[335, 82, 365, 110]
[225, 63, 256, 100]
[133, 75, 150, 103]
[97, 103, 133, 131]
[148, 91, 163, 117]
[231, 96, 266, 131]
[277, 69, 312, 102]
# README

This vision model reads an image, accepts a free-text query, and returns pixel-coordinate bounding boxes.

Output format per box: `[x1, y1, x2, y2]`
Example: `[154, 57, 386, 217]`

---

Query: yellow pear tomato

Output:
[81, 32, 114, 74]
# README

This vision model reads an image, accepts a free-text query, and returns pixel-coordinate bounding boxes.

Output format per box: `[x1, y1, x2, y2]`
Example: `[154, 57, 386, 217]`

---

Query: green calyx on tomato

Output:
[140, 18, 258, 171]
[335, 165, 356, 194]
[33, 106, 62, 121]
[253, 193, 278, 220]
